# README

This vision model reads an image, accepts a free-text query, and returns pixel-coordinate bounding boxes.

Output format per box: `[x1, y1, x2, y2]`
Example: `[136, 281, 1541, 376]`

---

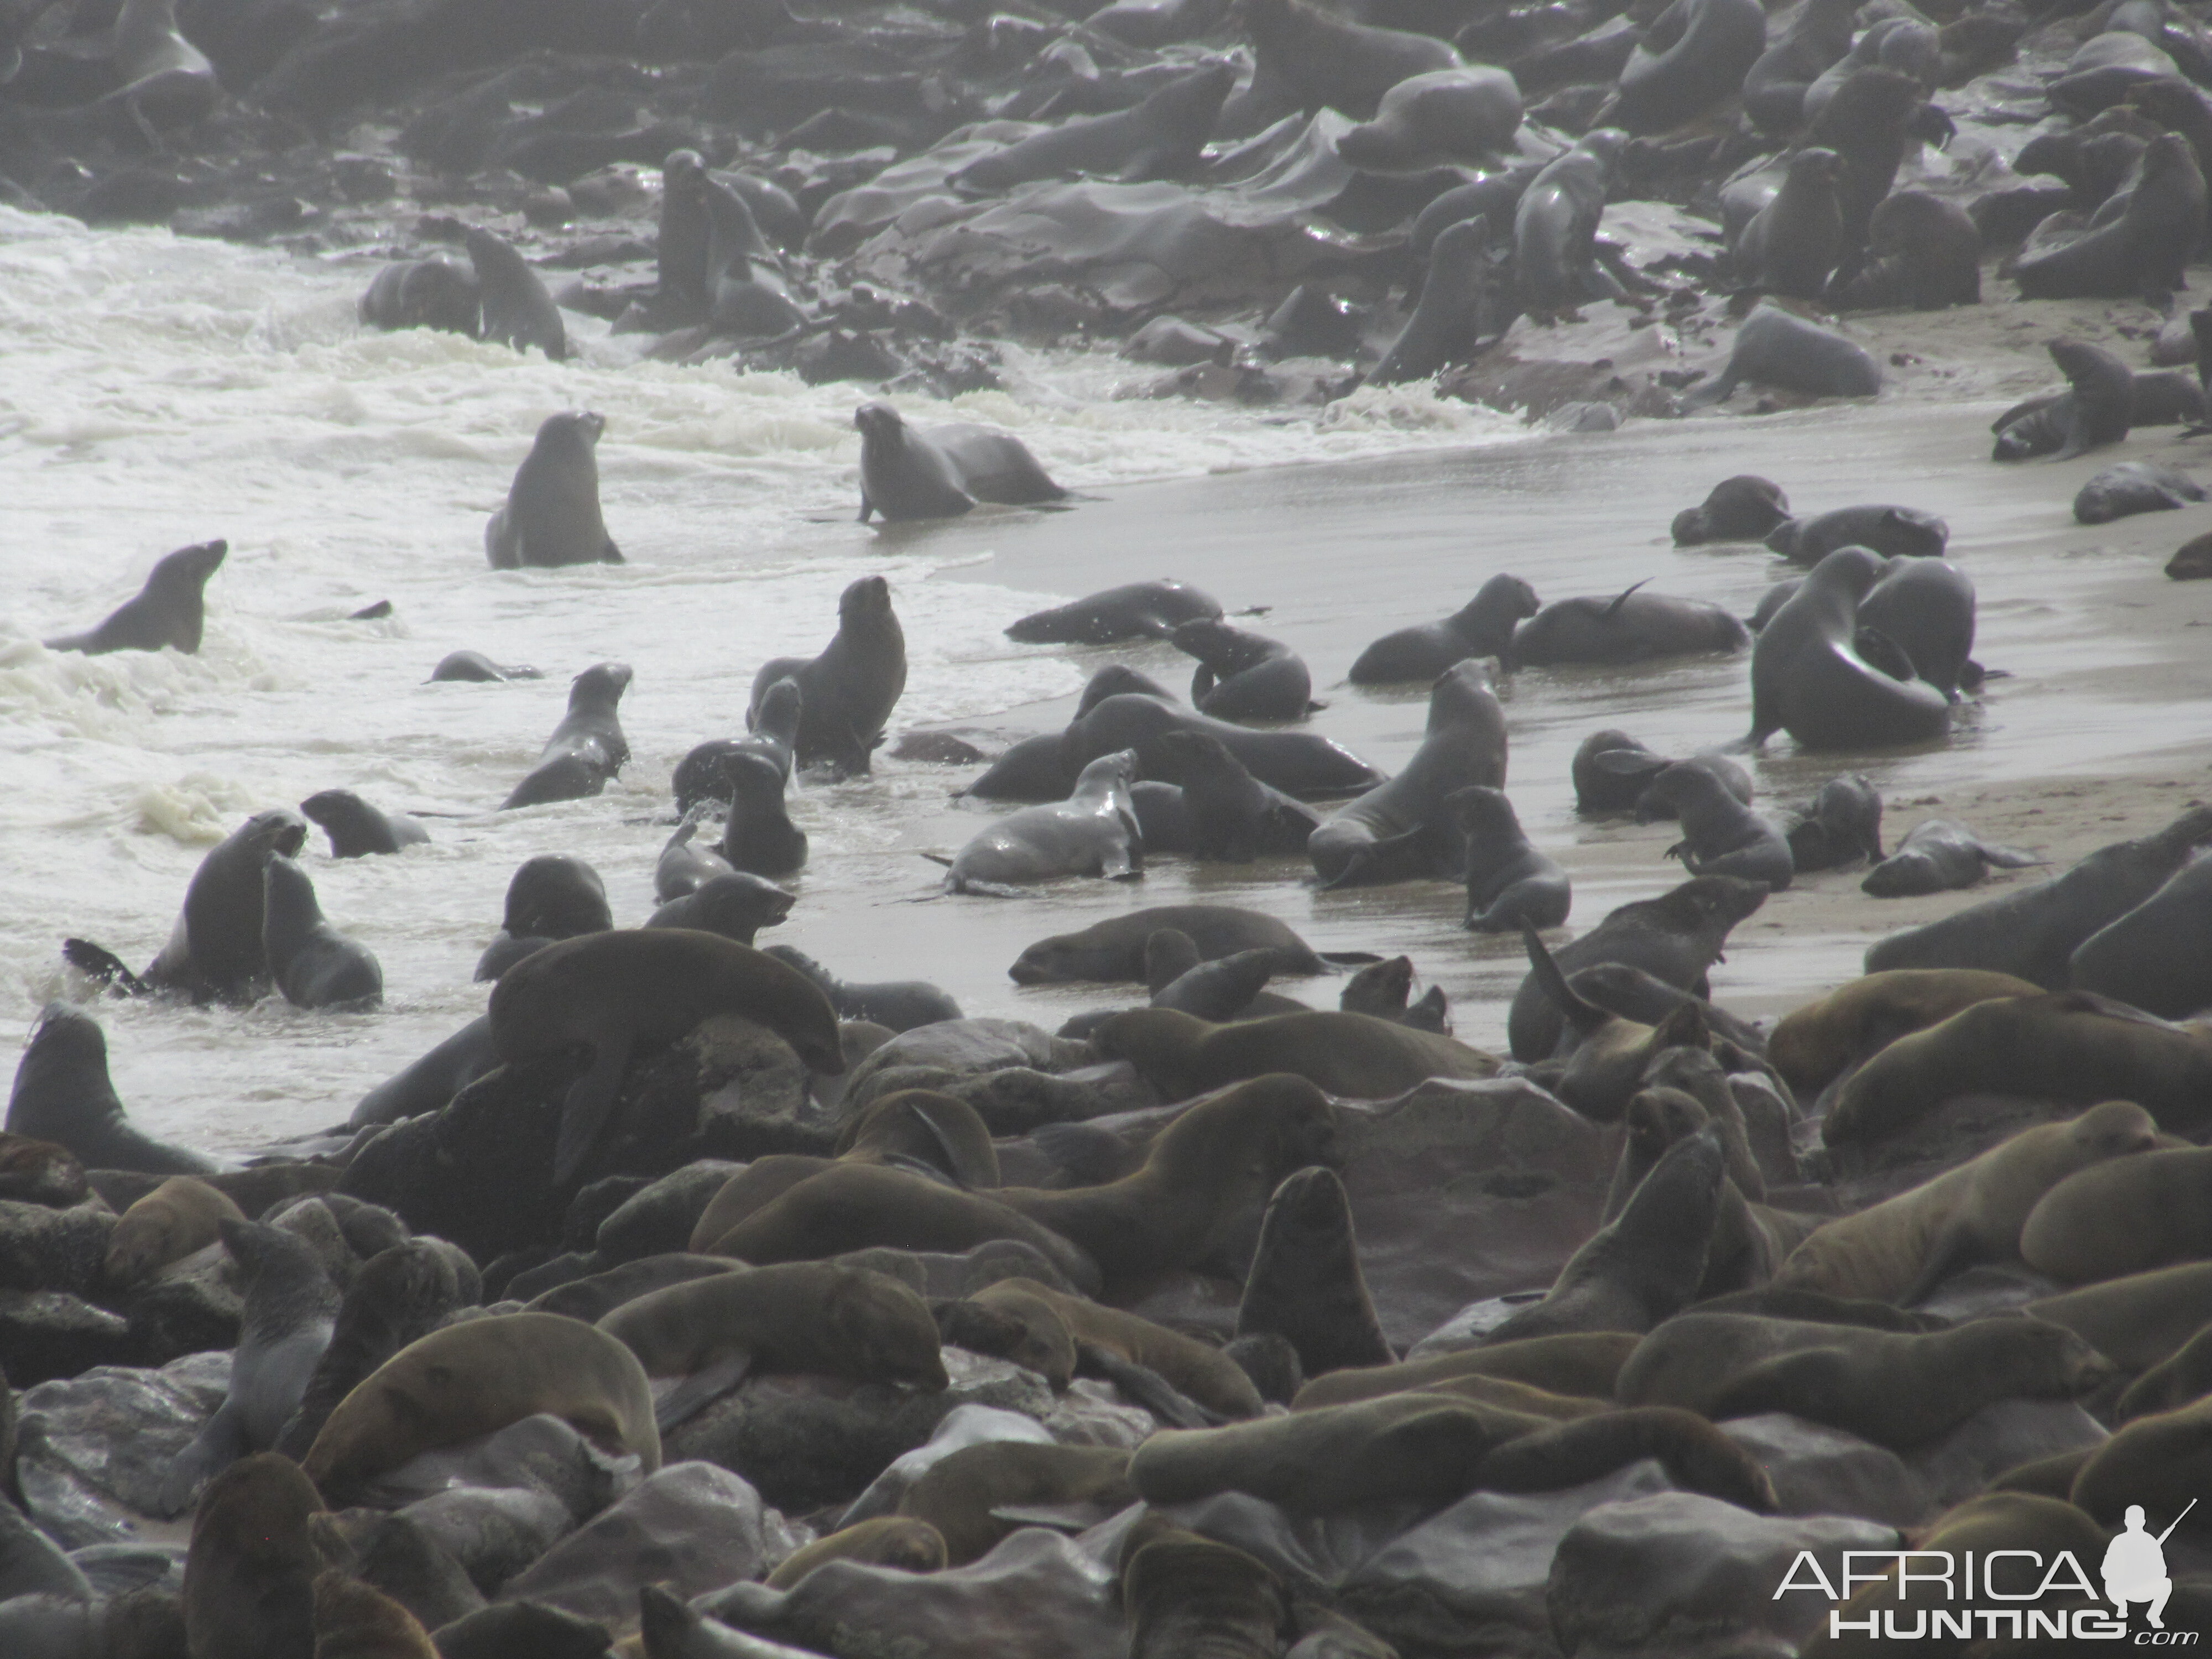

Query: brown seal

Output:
[1775, 1100, 2161, 1303]
[182, 1453, 340, 1659]
[311, 1568, 439, 1658]
[895, 1442, 1134, 1564]
[2020, 1146, 2212, 1285]
[972, 1277, 1262, 1418]
[1091, 1008, 1496, 1100]
[2115, 1323, 2212, 1423]
[1292, 1332, 1638, 1410]
[765, 1517, 948, 1589]
[1604, 1086, 1809, 1298]
[2027, 1263, 2212, 1373]
[300, 1312, 661, 1503]
[103, 1173, 244, 1288]
[1518, 923, 1712, 1123]
[1765, 967, 2042, 1098]
[1009, 904, 1340, 984]
[1118, 1515, 1286, 1659]
[2070, 1394, 2212, 1532]
[1234, 1165, 1393, 1379]
[488, 927, 844, 1183]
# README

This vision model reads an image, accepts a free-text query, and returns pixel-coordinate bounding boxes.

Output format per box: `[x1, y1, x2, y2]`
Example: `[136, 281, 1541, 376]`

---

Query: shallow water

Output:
[5, 207, 2211, 1153]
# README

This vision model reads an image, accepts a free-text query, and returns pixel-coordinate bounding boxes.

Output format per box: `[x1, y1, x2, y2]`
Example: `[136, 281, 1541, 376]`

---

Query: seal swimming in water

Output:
[358, 257, 479, 337]
[854, 403, 1067, 522]
[263, 856, 383, 1010]
[748, 573, 905, 776]
[1065, 692, 1386, 801]
[299, 790, 428, 858]
[1452, 784, 1571, 931]
[483, 412, 620, 570]
[1309, 661, 1506, 888]
[474, 852, 612, 980]
[940, 750, 1143, 894]
[427, 649, 539, 683]
[500, 661, 632, 810]
[488, 928, 845, 1182]
[7, 1003, 219, 1172]
[1005, 580, 1222, 644]
[1349, 573, 1538, 682]
[675, 683, 801, 811]
[44, 538, 226, 654]
[463, 226, 566, 359]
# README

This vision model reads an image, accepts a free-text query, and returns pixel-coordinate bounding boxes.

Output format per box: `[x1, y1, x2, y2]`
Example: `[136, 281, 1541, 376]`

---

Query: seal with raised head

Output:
[1310, 661, 1505, 888]
[1783, 773, 1884, 872]
[648, 873, 794, 948]
[717, 751, 807, 878]
[1743, 547, 1949, 750]
[1731, 147, 1842, 299]
[2015, 132, 2206, 300]
[941, 749, 1142, 894]
[1636, 763, 1794, 890]
[300, 790, 427, 859]
[1861, 817, 2042, 897]
[1671, 477, 1790, 546]
[489, 928, 845, 1183]
[855, 403, 1067, 523]
[656, 815, 734, 902]
[675, 691, 801, 816]
[1239, 0, 1462, 119]
[1171, 618, 1315, 722]
[1507, 582, 1750, 667]
[484, 412, 620, 570]
[702, 176, 806, 338]
[7, 1003, 218, 1172]
[1519, 925, 1715, 1121]
[44, 538, 226, 655]
[1006, 580, 1222, 644]
[464, 226, 566, 359]
[1367, 216, 1507, 387]
[2000, 337, 2135, 462]
[1514, 128, 1627, 313]
[500, 661, 632, 811]
[1235, 1165, 1393, 1378]
[1146, 730, 1322, 860]
[748, 573, 906, 776]
[275, 1238, 478, 1459]
[1349, 573, 1539, 683]
[263, 856, 383, 1010]
[1451, 784, 1570, 932]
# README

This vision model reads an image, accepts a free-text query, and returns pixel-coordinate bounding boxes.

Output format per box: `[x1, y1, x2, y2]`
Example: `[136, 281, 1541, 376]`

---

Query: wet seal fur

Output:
[1006, 580, 1222, 644]
[1743, 546, 1949, 750]
[855, 402, 1067, 522]
[483, 411, 620, 569]
[44, 539, 226, 655]
[1452, 784, 1570, 931]
[1349, 573, 1539, 682]
[1010, 904, 1346, 983]
[1171, 618, 1316, 722]
[8, 1002, 219, 1172]
[1861, 817, 2041, 896]
[748, 573, 906, 776]
[1671, 477, 1789, 546]
[500, 662, 632, 811]
[1637, 763, 1794, 889]
[941, 750, 1142, 893]
[1234, 1165, 1393, 1378]
[263, 855, 383, 1009]
[1309, 661, 1506, 888]
[300, 790, 427, 858]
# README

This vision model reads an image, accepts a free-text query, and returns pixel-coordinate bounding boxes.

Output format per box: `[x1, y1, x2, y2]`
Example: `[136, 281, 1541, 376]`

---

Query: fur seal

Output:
[1765, 968, 2042, 1097]
[1367, 216, 1506, 386]
[1570, 732, 1752, 817]
[311, 1569, 438, 1658]
[44, 538, 226, 654]
[955, 61, 1234, 191]
[2027, 1263, 2212, 1374]
[760, 946, 959, 1030]
[1348, 573, 1538, 682]
[2070, 1394, 2212, 1533]
[474, 852, 611, 981]
[1731, 147, 1841, 299]
[764, 1517, 947, 1589]
[1804, 67, 1925, 275]
[106, 1174, 242, 1286]
[941, 750, 1141, 893]
[1511, 583, 1749, 667]
[483, 413, 619, 570]
[500, 662, 632, 811]
[854, 403, 1067, 522]
[1849, 554, 1978, 699]
[1514, 128, 1627, 314]
[1764, 503, 1949, 564]
[1505, 875, 1768, 1062]
[674, 702, 801, 820]
[1235, 1165, 1392, 1377]
[1118, 1519, 1284, 1659]
[1335, 65, 1522, 169]
[463, 227, 566, 359]
[1309, 661, 1504, 888]
[263, 855, 383, 1010]
[716, 752, 807, 878]
[1830, 188, 1982, 309]
[2009, 337, 2136, 463]
[1824, 990, 2212, 1144]
[1782, 773, 1884, 873]
[489, 928, 844, 1182]
[701, 177, 805, 338]
[183, 1453, 336, 1659]
[748, 573, 905, 776]
[1688, 302, 1881, 405]
[1293, 1332, 1636, 1409]
[1171, 618, 1315, 722]
[358, 257, 478, 337]
[300, 791, 427, 859]
[1743, 546, 1949, 750]
[1451, 784, 1570, 932]
[2075, 459, 2207, 525]
[972, 1277, 1262, 1417]
[895, 1441, 1133, 1564]
[2020, 1147, 2212, 1284]
[1671, 477, 1789, 546]
[7, 1002, 218, 1172]
[1064, 691, 1386, 801]
[1519, 927, 1714, 1121]
[1006, 580, 1222, 645]
[2069, 851, 2212, 1019]
[656, 816, 735, 901]
[275, 1238, 477, 1460]
[1606, 0, 1764, 134]
[2115, 1323, 2212, 1422]
[2015, 132, 2206, 300]
[1861, 817, 2042, 897]
[1636, 764, 1794, 889]
[1866, 802, 2212, 984]
[427, 649, 539, 683]
[1240, 0, 1461, 119]
[1775, 1101, 2161, 1303]
[1094, 1008, 1495, 1099]
[1145, 731, 1322, 860]
[1011, 904, 1345, 983]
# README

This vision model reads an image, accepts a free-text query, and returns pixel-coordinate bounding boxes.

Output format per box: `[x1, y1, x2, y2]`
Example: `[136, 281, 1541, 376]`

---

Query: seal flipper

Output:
[1976, 842, 2046, 870]
[552, 1026, 635, 1185]
[1604, 578, 1655, 618]
[61, 938, 153, 997]
[159, 1399, 249, 1516]
[1073, 1342, 1222, 1428]
[1520, 920, 1612, 1040]
[653, 1350, 753, 1431]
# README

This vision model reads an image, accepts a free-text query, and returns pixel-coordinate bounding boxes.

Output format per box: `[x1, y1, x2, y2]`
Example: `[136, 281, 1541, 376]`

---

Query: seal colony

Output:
[14, 0, 2212, 1648]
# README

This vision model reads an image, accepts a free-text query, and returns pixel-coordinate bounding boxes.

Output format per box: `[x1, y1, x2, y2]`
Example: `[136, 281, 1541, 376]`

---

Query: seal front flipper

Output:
[653, 1350, 753, 1432]
[1521, 920, 1611, 1040]
[1075, 1342, 1221, 1428]
[1980, 842, 2046, 870]
[553, 1026, 636, 1185]
[159, 1400, 249, 1516]
[61, 938, 152, 997]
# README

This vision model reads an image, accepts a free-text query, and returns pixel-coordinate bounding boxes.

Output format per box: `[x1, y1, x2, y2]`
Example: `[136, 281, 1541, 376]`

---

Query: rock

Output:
[596, 1161, 743, 1263]
[67, 1540, 184, 1598]
[680, 1014, 837, 1157]
[404, 1483, 579, 1598]
[0, 1137, 89, 1208]
[839, 1020, 1094, 1115]
[329, 1511, 486, 1632]
[1041, 1381, 1159, 1450]
[119, 1245, 243, 1365]
[561, 1175, 655, 1253]
[1905, 1399, 2109, 1510]
[838, 1404, 1061, 1526]
[15, 1353, 229, 1547]
[0, 1290, 139, 1387]
[1546, 1491, 1898, 1655]
[0, 1199, 113, 1296]
[1720, 1415, 1932, 1527]
[498, 1462, 804, 1630]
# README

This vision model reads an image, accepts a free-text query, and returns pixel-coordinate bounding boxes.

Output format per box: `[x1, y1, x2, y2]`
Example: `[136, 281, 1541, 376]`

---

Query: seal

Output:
[1171, 618, 1316, 722]
[1605, 0, 1764, 133]
[274, 1238, 477, 1460]
[1764, 503, 1949, 564]
[1731, 147, 1842, 299]
[463, 226, 566, 359]
[1349, 573, 1539, 683]
[474, 852, 612, 981]
[2027, 1263, 2212, 1375]
[1830, 188, 1982, 309]
[1335, 65, 1522, 169]
[1367, 216, 1507, 386]
[500, 661, 632, 811]
[2020, 1147, 2212, 1284]
[105, 1174, 243, 1287]
[1804, 67, 1926, 276]
[430, 1601, 613, 1658]
[2075, 460, 2208, 525]
[1451, 784, 1571, 932]
[1514, 128, 1628, 314]
[300, 790, 427, 859]
[301, 1312, 660, 1503]
[182, 1453, 335, 1659]
[1853, 554, 1978, 697]
[1865, 802, 2212, 985]
[1335, 954, 1446, 1030]
[1239, 0, 1462, 120]
[1670, 477, 1790, 546]
[656, 816, 734, 902]
[62, 806, 307, 1003]
[2070, 1394, 2212, 1536]
[2116, 1323, 2212, 1422]
[263, 855, 383, 1010]
[1687, 302, 1881, 405]
[1092, 1006, 1496, 1099]
[358, 257, 478, 337]
[1616, 1310, 2111, 1449]
[1823, 990, 2212, 1145]
[1774, 1100, 2162, 1304]
[1118, 1519, 1284, 1659]
[1765, 968, 2042, 1097]
[1635, 763, 1793, 890]
[1006, 580, 1222, 644]
[1743, 547, 1950, 750]
[1782, 773, 1884, 873]
[854, 402, 1067, 522]
[1518, 924, 1715, 1121]
[44, 539, 226, 655]
[1570, 732, 1752, 817]
[1505, 874, 1768, 1062]
[599, 1261, 947, 1425]
[1861, 817, 2042, 897]
[717, 751, 807, 878]
[1145, 731, 1322, 860]
[701, 177, 805, 338]
[1508, 582, 1751, 667]
[483, 412, 620, 570]
[676, 690, 801, 816]
[1011, 903, 1347, 983]
[2069, 851, 2212, 1019]
[941, 749, 1142, 893]
[953, 61, 1234, 191]
[2015, 133, 2205, 300]
[1234, 1165, 1393, 1378]
[1064, 691, 1386, 801]
[896, 1441, 1134, 1564]
[748, 573, 905, 776]
[311, 1569, 438, 1659]
[1310, 661, 1505, 888]
[1292, 1332, 1638, 1410]
[763, 1518, 948, 1589]
[760, 945, 961, 1031]
[489, 928, 845, 1182]
[972, 1278, 1263, 1417]
[427, 649, 540, 683]
[6, 1002, 219, 1172]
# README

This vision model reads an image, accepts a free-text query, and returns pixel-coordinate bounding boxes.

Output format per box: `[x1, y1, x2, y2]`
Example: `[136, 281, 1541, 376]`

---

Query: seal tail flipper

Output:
[1979, 843, 2046, 869]
[552, 1031, 634, 1186]
[1519, 920, 1610, 1039]
[653, 1350, 753, 1432]
[1604, 577, 1655, 618]
[61, 938, 152, 997]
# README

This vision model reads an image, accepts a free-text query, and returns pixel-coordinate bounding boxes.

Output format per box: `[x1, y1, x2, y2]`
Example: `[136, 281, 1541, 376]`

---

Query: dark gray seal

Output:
[1765, 503, 1948, 563]
[427, 650, 540, 683]
[702, 177, 806, 338]
[1672, 477, 1789, 546]
[1335, 65, 1523, 170]
[474, 853, 613, 982]
[501, 661, 632, 810]
[761, 945, 962, 1031]
[1861, 818, 2044, 898]
[62, 807, 308, 1003]
[1637, 764, 1794, 890]
[1855, 555, 1977, 698]
[2070, 853, 2212, 1019]
[1147, 729, 1321, 859]
[2015, 133, 2205, 300]
[674, 685, 801, 815]
[348, 1015, 498, 1129]
[1308, 661, 1505, 888]
[1507, 581, 1750, 666]
[484, 411, 620, 570]
[1011, 903, 1345, 983]
[748, 573, 905, 776]
[953, 62, 1234, 191]
[1514, 128, 1628, 314]
[1239, 0, 1462, 120]
[465, 226, 566, 359]
[1005, 580, 1222, 644]
[1783, 774, 1884, 873]
[1605, 0, 1765, 134]
[2075, 461, 2206, 525]
[656, 815, 734, 902]
[1451, 784, 1570, 931]
[1234, 1166, 1393, 1378]
[647, 872, 795, 945]
[7, 1003, 220, 1173]
[1829, 190, 1982, 310]
[717, 750, 807, 877]
[1171, 618, 1315, 722]
[263, 856, 383, 1010]
[1743, 547, 1950, 751]
[299, 790, 427, 859]
[1687, 302, 1880, 405]
[1991, 338, 2135, 463]
[1065, 692, 1385, 801]
[357, 258, 479, 337]
[1368, 216, 1506, 386]
[1731, 147, 1842, 300]
[1349, 573, 1538, 684]
[1569, 731, 1753, 817]
[1865, 802, 2212, 985]
[45, 539, 226, 655]
[855, 403, 1067, 523]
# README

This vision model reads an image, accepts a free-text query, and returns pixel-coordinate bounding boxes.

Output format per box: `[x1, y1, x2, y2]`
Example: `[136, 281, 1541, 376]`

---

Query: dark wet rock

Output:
[15, 1353, 229, 1547]
[1721, 1414, 1930, 1526]
[0, 1290, 139, 1388]
[837, 1403, 1060, 1524]
[0, 1199, 113, 1297]
[561, 1175, 657, 1253]
[840, 1020, 1094, 1114]
[119, 1255, 244, 1366]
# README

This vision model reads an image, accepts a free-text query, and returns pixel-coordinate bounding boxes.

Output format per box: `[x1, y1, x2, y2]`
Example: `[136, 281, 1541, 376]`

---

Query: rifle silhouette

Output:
[2157, 1500, 2198, 1546]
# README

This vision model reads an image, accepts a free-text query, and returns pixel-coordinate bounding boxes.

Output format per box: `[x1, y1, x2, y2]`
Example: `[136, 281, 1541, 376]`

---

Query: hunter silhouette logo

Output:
[2106, 1501, 2193, 1630]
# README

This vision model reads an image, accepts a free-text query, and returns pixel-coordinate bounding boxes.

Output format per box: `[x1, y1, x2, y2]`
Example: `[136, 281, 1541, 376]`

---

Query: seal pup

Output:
[1671, 477, 1790, 545]
[263, 855, 384, 1010]
[655, 814, 735, 902]
[183, 1453, 338, 1659]
[760, 945, 961, 1030]
[1992, 336, 2135, 462]
[1782, 773, 1884, 872]
[300, 790, 428, 858]
[748, 573, 905, 776]
[62, 806, 307, 1003]
[1861, 818, 2042, 896]
[939, 750, 1142, 894]
[2069, 853, 2212, 1019]
[1764, 503, 1948, 563]
[717, 752, 807, 878]
[952, 61, 1235, 191]
[2075, 460, 2207, 524]
[896, 1441, 1134, 1563]
[1507, 582, 1750, 666]
[1452, 785, 1569, 931]
[648, 872, 795, 946]
[1687, 302, 1881, 405]
[1235, 1166, 1393, 1378]
[490, 928, 844, 1182]
[44, 538, 226, 654]
[501, 661, 632, 810]
[1171, 618, 1316, 722]
[1145, 730, 1322, 860]
[474, 852, 612, 980]
[301, 1313, 661, 1501]
[1742, 547, 1950, 750]
[2014, 132, 2205, 300]
[1308, 660, 1505, 888]
[6, 1002, 219, 1172]
[1636, 764, 1794, 890]
[854, 403, 1067, 522]
[427, 649, 539, 682]
[1005, 580, 1222, 644]
[463, 226, 566, 359]
[1349, 573, 1538, 682]
[1367, 216, 1506, 386]
[483, 412, 620, 570]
